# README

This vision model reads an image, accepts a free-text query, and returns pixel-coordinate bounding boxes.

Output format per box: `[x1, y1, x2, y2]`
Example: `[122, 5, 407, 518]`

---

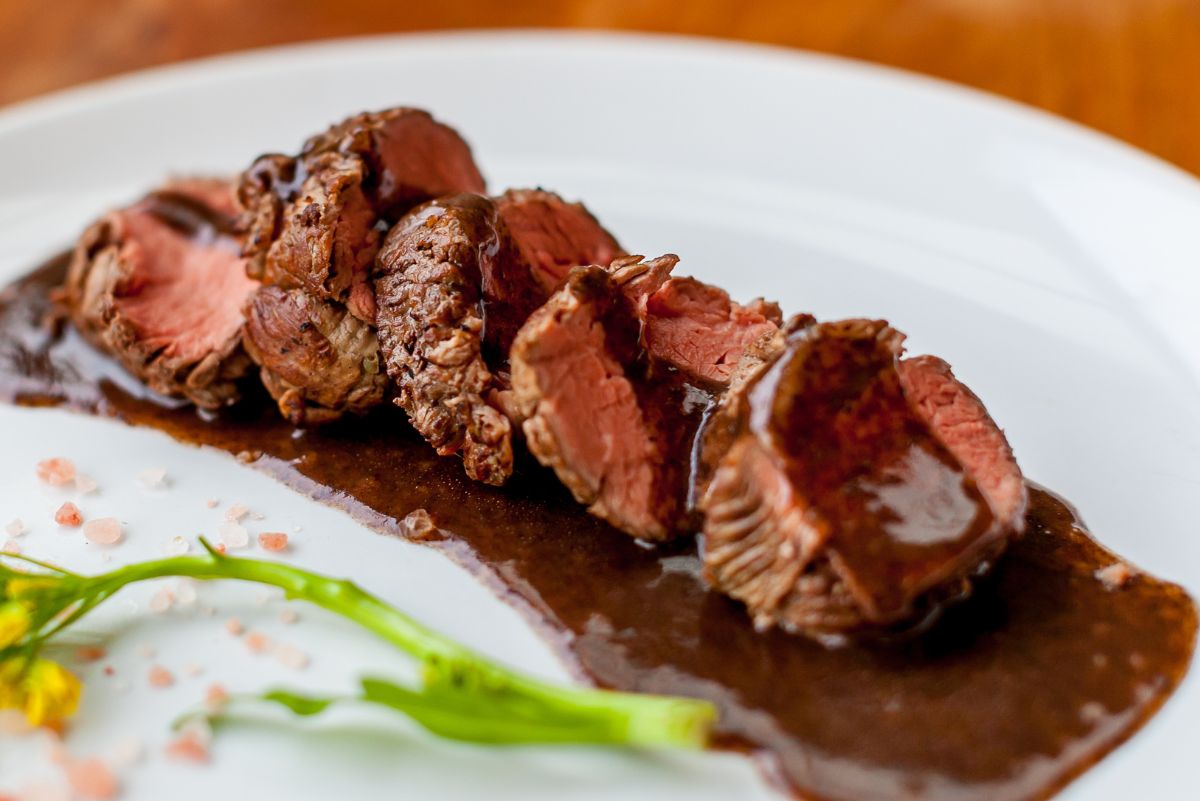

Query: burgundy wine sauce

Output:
[2, 256, 1195, 801]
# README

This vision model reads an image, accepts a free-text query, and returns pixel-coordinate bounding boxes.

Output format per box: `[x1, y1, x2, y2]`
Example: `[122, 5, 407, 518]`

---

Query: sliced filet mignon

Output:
[239, 107, 485, 323]
[494, 188, 624, 294]
[700, 319, 1026, 641]
[62, 179, 258, 409]
[242, 285, 387, 425]
[510, 263, 712, 541]
[374, 191, 624, 486]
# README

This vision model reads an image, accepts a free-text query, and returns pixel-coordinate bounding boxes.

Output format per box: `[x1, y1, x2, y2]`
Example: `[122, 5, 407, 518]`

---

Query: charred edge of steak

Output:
[62, 179, 258, 410]
[511, 265, 704, 541]
[701, 319, 1024, 641]
[374, 194, 519, 486]
[494, 188, 624, 294]
[242, 285, 387, 426]
[238, 108, 486, 321]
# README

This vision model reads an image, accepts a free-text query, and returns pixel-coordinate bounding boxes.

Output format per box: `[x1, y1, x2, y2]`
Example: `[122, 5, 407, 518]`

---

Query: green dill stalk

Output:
[4, 542, 714, 748]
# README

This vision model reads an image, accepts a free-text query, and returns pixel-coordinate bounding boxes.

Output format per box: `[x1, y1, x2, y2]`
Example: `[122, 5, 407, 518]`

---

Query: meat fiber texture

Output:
[238, 107, 486, 322]
[235, 107, 486, 423]
[62, 179, 258, 409]
[508, 253, 788, 540]
[374, 191, 625, 486]
[701, 319, 1027, 642]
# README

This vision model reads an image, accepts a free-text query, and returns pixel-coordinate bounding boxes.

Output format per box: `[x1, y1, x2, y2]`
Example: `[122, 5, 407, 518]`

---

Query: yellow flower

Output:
[0, 602, 31, 649]
[0, 658, 81, 726]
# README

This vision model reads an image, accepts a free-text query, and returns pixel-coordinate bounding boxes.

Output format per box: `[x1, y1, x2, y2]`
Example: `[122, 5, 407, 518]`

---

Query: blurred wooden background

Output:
[3, 0, 1198, 173]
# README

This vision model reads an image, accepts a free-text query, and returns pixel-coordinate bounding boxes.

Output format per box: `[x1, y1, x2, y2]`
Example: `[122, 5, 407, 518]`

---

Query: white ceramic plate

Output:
[0, 31, 1197, 801]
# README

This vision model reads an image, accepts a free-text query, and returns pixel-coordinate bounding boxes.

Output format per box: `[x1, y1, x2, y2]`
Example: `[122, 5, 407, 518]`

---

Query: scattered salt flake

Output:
[100, 552, 112, 563]
[83, 518, 123, 547]
[109, 736, 144, 769]
[74, 645, 107, 664]
[224, 617, 243, 637]
[217, 520, 248, 549]
[1079, 701, 1106, 724]
[137, 467, 169, 489]
[244, 631, 272, 654]
[36, 458, 76, 486]
[0, 708, 30, 735]
[73, 474, 98, 494]
[292, 524, 302, 533]
[111, 679, 130, 694]
[400, 508, 439, 540]
[14, 781, 71, 801]
[275, 644, 309, 671]
[147, 665, 174, 688]
[54, 502, 84, 527]
[224, 503, 249, 522]
[279, 608, 299, 625]
[250, 511, 266, 521]
[5, 518, 26, 537]
[205, 498, 219, 509]
[183, 663, 205, 678]
[204, 683, 230, 711]
[1096, 562, 1135, 590]
[258, 532, 289, 552]
[175, 580, 198, 606]
[165, 722, 211, 763]
[162, 535, 190, 556]
[148, 587, 175, 614]
[2, 539, 21, 555]
[64, 757, 119, 800]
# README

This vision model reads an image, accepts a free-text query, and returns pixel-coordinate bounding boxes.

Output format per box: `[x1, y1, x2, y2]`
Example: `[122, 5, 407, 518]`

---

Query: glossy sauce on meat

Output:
[2, 256, 1196, 801]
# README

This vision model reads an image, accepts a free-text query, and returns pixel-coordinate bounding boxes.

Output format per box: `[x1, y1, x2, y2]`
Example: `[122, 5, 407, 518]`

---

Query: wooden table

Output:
[3, 0, 1198, 174]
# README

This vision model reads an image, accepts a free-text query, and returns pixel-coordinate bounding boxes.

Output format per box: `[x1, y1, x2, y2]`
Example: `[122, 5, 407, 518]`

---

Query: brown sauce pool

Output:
[2, 256, 1196, 801]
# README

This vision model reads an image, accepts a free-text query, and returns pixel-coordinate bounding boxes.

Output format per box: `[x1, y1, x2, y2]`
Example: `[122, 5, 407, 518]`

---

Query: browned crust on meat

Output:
[374, 196, 514, 486]
[701, 319, 1023, 641]
[242, 285, 387, 425]
[62, 179, 254, 409]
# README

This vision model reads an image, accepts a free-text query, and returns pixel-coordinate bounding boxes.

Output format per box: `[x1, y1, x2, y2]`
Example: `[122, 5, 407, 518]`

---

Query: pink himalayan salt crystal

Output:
[204, 683, 230, 711]
[36, 458, 76, 486]
[1096, 562, 1136, 590]
[74, 645, 107, 663]
[64, 757, 120, 800]
[54, 502, 84, 527]
[148, 665, 174, 688]
[164, 729, 210, 763]
[258, 532, 289, 552]
[279, 608, 299, 625]
[148, 587, 175, 614]
[2, 539, 20, 555]
[224, 503, 249, 522]
[217, 520, 248, 549]
[184, 663, 204, 678]
[83, 518, 123, 546]
[136, 467, 168, 489]
[109, 736, 144, 769]
[276, 644, 310, 671]
[205, 498, 219, 509]
[400, 508, 439, 540]
[74, 474, 98, 494]
[15, 781, 71, 801]
[4, 518, 25, 537]
[224, 617, 243, 636]
[163, 535, 190, 556]
[244, 631, 272, 654]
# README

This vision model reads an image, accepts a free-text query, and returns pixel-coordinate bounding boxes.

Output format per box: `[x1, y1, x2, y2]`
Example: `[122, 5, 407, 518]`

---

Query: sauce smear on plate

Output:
[1, 256, 1195, 801]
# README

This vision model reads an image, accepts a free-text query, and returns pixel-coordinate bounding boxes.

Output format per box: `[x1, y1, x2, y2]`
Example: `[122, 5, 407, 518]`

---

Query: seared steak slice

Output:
[375, 191, 624, 486]
[62, 179, 258, 409]
[511, 264, 710, 541]
[375, 195, 528, 486]
[242, 285, 387, 425]
[643, 276, 781, 386]
[701, 319, 1026, 641]
[239, 108, 485, 322]
[495, 189, 624, 293]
